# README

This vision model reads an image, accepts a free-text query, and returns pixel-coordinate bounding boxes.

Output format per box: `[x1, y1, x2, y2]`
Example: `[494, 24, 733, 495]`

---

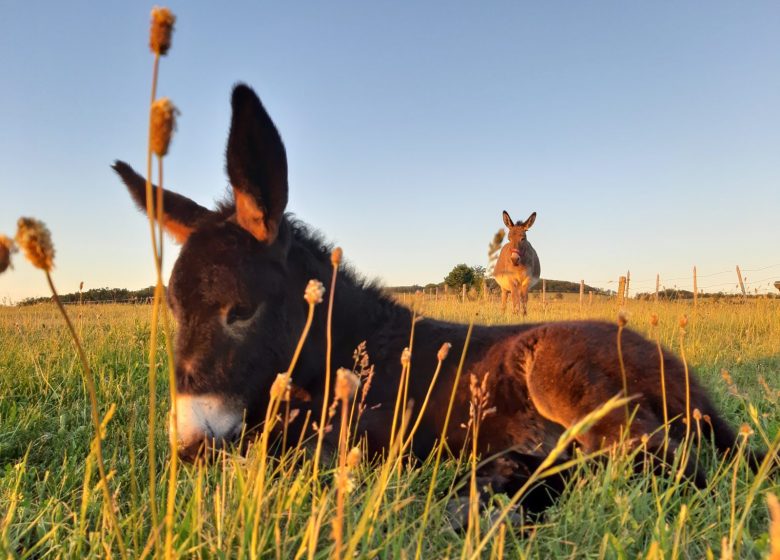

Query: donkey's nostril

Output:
[179, 440, 205, 463]
[178, 434, 238, 463]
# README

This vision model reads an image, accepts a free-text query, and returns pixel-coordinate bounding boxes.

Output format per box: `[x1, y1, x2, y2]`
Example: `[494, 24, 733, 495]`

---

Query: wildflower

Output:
[617, 310, 629, 327]
[149, 7, 175, 56]
[693, 408, 702, 421]
[346, 446, 361, 468]
[650, 313, 659, 327]
[15, 217, 55, 272]
[679, 315, 688, 329]
[304, 279, 325, 305]
[270, 373, 290, 401]
[739, 423, 754, 438]
[335, 368, 360, 401]
[0, 235, 17, 274]
[437, 342, 452, 362]
[330, 247, 342, 267]
[150, 97, 179, 157]
[400, 347, 411, 367]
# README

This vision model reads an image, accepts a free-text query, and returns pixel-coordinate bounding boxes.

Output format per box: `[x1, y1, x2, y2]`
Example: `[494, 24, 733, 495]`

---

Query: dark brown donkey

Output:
[114, 84, 759, 513]
[493, 211, 541, 316]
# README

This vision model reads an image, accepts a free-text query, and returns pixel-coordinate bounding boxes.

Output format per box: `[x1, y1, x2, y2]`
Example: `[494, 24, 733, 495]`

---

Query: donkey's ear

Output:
[502, 210, 514, 229]
[226, 84, 288, 244]
[112, 161, 213, 244]
[523, 212, 537, 230]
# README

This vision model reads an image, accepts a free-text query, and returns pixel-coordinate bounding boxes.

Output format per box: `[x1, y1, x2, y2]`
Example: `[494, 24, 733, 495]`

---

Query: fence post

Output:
[542, 279, 546, 304]
[588, 290, 593, 306]
[625, 270, 631, 300]
[462, 283, 466, 303]
[618, 276, 626, 306]
[693, 266, 698, 308]
[736, 265, 746, 297]
[579, 280, 584, 307]
[655, 273, 660, 302]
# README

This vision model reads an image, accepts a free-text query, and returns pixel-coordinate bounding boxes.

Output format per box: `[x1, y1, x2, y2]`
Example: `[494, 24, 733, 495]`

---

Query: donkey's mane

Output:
[285, 215, 396, 305]
[213, 193, 401, 325]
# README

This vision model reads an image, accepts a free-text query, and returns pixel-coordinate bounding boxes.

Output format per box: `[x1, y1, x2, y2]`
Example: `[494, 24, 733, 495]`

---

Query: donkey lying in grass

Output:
[114, 84, 761, 514]
[493, 210, 540, 316]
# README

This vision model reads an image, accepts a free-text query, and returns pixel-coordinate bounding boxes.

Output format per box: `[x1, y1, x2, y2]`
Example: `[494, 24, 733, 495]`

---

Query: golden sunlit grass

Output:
[1, 295, 778, 558]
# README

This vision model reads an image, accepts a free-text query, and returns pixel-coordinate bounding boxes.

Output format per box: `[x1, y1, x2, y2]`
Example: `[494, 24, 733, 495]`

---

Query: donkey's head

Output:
[114, 85, 304, 460]
[502, 210, 536, 266]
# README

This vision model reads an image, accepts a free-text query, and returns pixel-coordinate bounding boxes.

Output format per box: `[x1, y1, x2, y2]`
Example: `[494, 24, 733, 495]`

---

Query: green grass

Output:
[0, 295, 778, 558]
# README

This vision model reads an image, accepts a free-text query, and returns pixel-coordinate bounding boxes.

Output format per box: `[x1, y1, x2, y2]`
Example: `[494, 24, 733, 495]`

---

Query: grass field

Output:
[1, 294, 778, 558]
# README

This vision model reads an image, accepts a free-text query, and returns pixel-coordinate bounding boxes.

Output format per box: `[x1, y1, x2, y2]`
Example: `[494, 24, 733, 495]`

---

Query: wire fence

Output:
[396, 262, 780, 306]
[589, 263, 780, 296]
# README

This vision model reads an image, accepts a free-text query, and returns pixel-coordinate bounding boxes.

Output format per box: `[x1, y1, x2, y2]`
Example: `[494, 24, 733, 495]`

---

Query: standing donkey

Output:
[494, 211, 541, 316]
[113, 84, 763, 513]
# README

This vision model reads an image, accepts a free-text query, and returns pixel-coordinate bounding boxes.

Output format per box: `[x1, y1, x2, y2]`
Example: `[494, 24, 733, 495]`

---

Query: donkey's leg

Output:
[510, 280, 521, 314]
[520, 286, 528, 317]
[448, 452, 574, 531]
[500, 289, 508, 312]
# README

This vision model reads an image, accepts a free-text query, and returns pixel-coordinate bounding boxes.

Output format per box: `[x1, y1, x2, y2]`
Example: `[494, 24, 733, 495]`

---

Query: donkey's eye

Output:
[226, 304, 255, 325]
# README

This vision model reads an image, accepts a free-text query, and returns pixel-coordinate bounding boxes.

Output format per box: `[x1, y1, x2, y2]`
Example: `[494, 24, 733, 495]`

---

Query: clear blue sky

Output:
[2, 2, 779, 303]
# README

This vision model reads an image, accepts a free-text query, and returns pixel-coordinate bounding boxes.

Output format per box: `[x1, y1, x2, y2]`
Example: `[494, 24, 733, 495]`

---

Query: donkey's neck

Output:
[331, 274, 412, 361]
[286, 220, 412, 375]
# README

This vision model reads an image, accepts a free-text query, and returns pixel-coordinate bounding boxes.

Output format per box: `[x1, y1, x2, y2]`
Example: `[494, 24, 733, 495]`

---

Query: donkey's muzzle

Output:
[174, 393, 245, 462]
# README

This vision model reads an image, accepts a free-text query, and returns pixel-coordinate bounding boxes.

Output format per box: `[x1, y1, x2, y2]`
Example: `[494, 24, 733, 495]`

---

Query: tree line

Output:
[19, 286, 157, 306]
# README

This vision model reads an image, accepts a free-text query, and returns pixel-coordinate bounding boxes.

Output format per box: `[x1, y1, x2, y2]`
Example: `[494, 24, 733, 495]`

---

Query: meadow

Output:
[1, 293, 778, 558]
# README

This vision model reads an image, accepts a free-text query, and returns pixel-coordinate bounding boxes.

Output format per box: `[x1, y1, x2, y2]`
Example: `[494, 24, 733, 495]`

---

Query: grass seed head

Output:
[400, 347, 411, 367]
[150, 97, 179, 157]
[15, 217, 55, 272]
[437, 342, 452, 362]
[331, 246, 343, 267]
[346, 446, 361, 468]
[149, 7, 175, 56]
[304, 279, 325, 305]
[270, 373, 291, 401]
[617, 310, 629, 327]
[0, 234, 17, 274]
[335, 466, 355, 493]
[650, 313, 659, 327]
[335, 368, 360, 401]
